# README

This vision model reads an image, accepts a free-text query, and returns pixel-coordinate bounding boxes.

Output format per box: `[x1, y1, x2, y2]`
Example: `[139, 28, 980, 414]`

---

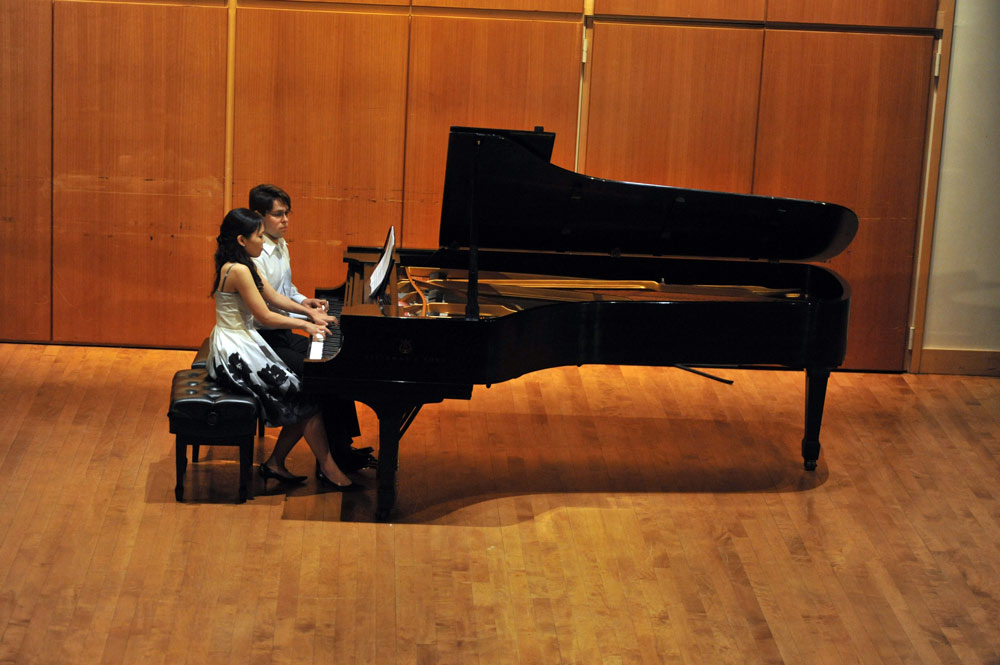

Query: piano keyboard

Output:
[307, 297, 344, 360]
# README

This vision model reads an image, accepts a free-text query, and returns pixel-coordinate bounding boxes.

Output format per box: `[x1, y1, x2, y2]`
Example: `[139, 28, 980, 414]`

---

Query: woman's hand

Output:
[302, 321, 330, 339]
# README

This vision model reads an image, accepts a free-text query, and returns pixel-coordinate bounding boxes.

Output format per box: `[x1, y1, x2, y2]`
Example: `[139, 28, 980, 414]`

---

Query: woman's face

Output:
[239, 224, 266, 258]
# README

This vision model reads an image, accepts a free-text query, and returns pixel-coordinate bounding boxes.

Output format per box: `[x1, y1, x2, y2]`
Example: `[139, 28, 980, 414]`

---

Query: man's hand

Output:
[308, 310, 338, 327]
[302, 297, 329, 312]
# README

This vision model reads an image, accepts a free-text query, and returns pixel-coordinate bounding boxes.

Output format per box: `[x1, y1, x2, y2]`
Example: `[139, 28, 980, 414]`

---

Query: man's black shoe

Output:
[322, 448, 378, 475]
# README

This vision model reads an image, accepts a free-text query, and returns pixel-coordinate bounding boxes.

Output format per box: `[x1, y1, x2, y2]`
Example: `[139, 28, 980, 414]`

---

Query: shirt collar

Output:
[261, 234, 285, 257]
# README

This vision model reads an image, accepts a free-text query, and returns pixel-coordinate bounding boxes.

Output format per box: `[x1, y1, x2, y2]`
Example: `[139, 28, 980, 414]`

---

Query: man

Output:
[249, 183, 374, 473]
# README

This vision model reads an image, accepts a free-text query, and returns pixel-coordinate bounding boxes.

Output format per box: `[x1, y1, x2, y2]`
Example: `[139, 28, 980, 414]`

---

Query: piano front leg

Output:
[802, 367, 831, 470]
[370, 400, 424, 522]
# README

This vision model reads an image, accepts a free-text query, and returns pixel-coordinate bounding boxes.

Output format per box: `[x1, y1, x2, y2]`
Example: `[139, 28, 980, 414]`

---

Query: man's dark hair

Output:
[249, 184, 291, 216]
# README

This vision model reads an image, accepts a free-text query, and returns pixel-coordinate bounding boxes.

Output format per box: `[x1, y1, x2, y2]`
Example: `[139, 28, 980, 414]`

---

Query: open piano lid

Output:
[439, 126, 858, 262]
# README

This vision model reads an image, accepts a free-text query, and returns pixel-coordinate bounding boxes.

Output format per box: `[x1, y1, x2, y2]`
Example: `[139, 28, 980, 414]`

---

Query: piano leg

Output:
[802, 367, 830, 471]
[372, 405, 403, 522]
[370, 401, 423, 522]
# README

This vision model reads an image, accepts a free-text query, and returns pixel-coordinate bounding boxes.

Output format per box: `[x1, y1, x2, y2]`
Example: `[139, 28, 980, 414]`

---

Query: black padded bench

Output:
[191, 337, 264, 458]
[168, 367, 259, 503]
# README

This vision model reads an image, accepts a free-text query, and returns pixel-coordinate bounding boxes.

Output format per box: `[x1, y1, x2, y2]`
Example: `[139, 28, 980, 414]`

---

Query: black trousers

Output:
[257, 328, 361, 449]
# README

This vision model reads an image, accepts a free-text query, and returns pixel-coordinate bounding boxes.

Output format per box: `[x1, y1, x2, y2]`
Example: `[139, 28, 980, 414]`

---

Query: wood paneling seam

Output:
[224, 0, 236, 211]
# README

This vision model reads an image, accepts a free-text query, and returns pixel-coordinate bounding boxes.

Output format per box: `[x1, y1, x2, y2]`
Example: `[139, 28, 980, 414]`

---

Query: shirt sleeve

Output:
[284, 245, 306, 303]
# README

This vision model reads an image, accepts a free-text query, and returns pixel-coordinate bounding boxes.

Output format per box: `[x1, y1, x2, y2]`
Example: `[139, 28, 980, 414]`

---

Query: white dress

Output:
[207, 285, 318, 428]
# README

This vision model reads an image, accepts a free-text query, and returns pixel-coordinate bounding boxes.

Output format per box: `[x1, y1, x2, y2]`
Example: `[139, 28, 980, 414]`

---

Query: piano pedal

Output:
[326, 450, 379, 473]
[344, 453, 378, 472]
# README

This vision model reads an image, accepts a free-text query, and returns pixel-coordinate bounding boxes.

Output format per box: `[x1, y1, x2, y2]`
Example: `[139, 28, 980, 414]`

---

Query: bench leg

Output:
[171, 429, 256, 503]
[238, 435, 254, 503]
[175, 438, 187, 501]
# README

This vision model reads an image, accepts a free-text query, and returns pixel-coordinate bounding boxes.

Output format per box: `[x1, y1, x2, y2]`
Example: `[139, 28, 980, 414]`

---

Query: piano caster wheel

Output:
[803, 460, 817, 471]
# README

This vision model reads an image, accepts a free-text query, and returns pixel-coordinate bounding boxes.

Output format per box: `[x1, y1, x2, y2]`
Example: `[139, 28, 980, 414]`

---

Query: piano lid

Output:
[439, 126, 858, 262]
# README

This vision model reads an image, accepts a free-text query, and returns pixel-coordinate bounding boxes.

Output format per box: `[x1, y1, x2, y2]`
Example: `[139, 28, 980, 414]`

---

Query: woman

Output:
[207, 208, 359, 490]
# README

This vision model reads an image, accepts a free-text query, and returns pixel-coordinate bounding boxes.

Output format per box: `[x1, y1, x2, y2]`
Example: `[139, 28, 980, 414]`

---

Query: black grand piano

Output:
[304, 126, 857, 521]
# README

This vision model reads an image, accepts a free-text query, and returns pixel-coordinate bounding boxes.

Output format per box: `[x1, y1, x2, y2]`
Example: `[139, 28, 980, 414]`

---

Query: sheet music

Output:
[369, 226, 395, 296]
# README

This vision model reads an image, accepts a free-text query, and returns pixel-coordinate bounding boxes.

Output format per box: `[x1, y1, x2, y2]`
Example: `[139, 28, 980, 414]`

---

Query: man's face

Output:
[262, 199, 291, 239]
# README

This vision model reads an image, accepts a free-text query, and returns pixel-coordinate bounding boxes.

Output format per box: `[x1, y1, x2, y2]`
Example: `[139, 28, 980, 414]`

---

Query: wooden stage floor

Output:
[0, 343, 998, 664]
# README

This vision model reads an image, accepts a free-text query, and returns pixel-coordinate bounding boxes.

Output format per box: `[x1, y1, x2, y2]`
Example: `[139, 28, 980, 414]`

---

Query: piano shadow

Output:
[342, 410, 831, 526]
[148, 411, 831, 524]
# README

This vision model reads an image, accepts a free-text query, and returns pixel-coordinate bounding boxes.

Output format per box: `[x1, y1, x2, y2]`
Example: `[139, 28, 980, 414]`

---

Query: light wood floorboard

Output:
[0, 343, 997, 664]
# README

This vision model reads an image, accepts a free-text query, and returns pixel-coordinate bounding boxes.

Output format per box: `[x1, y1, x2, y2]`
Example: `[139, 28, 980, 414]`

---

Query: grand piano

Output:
[303, 126, 858, 521]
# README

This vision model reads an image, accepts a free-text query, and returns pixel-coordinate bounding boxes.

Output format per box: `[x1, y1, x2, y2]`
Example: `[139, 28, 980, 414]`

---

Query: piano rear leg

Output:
[801, 367, 830, 470]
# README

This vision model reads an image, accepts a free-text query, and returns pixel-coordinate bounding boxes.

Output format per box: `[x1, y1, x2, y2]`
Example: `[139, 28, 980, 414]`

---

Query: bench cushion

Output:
[168, 369, 258, 439]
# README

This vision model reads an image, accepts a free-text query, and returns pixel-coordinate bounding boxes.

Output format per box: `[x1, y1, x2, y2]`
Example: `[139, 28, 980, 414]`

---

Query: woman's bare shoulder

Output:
[219, 262, 252, 291]
[222, 262, 251, 275]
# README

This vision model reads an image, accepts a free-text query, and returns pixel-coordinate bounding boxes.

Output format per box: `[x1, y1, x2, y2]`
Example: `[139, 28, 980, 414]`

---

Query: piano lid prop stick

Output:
[465, 138, 481, 321]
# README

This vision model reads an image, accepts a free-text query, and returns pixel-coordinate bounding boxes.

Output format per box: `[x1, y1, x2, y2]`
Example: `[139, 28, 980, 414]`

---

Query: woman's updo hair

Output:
[211, 208, 264, 295]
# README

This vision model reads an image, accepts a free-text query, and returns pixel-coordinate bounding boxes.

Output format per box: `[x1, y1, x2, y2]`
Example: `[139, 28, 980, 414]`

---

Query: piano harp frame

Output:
[404, 271, 807, 306]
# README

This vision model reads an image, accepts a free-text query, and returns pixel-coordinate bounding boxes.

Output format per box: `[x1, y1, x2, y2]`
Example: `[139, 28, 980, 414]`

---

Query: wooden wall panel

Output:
[766, 0, 938, 29]
[233, 8, 409, 292]
[414, 0, 583, 11]
[755, 31, 934, 371]
[403, 16, 582, 248]
[594, 0, 765, 21]
[284, 0, 406, 5]
[584, 23, 762, 193]
[52, 2, 227, 347]
[0, 0, 51, 342]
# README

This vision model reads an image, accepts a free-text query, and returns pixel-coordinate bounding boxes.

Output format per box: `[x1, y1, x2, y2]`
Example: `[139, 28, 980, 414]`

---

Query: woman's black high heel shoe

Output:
[316, 467, 363, 492]
[258, 463, 307, 484]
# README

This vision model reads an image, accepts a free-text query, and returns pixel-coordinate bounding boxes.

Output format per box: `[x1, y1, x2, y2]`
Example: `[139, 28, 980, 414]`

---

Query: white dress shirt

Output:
[252, 235, 307, 327]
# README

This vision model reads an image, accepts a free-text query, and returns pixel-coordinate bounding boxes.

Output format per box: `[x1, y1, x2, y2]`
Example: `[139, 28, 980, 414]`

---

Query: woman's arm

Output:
[229, 264, 330, 336]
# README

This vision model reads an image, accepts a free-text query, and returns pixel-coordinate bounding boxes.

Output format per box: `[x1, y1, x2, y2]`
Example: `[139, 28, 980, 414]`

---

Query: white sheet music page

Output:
[369, 226, 395, 296]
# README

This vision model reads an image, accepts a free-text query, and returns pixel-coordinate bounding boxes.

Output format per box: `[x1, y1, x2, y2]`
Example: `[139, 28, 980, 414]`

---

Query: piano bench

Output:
[188, 339, 264, 461]
[168, 368, 259, 504]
